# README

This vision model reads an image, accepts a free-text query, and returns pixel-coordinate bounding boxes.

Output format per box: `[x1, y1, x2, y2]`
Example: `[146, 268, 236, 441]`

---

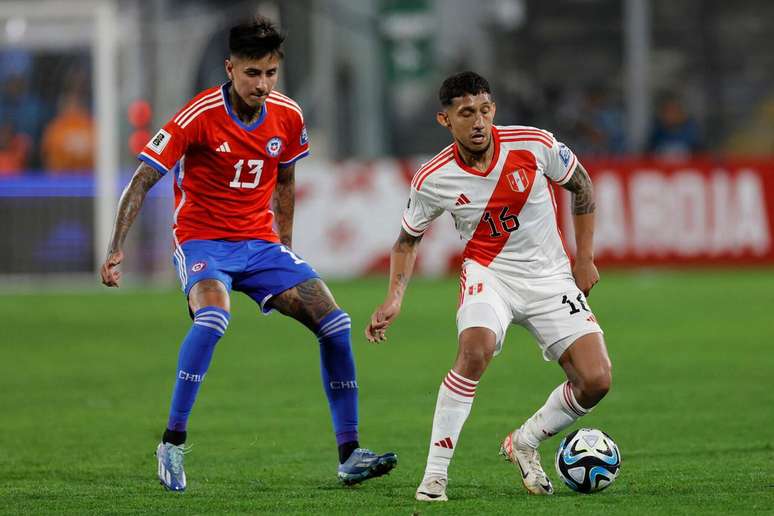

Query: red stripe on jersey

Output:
[499, 129, 553, 144]
[500, 136, 553, 149]
[174, 89, 220, 124]
[498, 127, 553, 139]
[269, 91, 301, 110]
[412, 145, 453, 184]
[412, 146, 453, 188]
[179, 99, 224, 128]
[414, 153, 454, 190]
[462, 150, 538, 267]
[458, 266, 467, 306]
[266, 97, 303, 121]
[547, 180, 572, 261]
[443, 378, 474, 397]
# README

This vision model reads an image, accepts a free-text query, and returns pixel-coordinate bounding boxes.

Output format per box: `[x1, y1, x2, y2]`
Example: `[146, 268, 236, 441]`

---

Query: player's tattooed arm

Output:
[561, 162, 596, 215]
[561, 162, 599, 296]
[108, 163, 162, 252]
[365, 229, 423, 342]
[274, 163, 295, 248]
[391, 230, 423, 300]
[100, 162, 162, 287]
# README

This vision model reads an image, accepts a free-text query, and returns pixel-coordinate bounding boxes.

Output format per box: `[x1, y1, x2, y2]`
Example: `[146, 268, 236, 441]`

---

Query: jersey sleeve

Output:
[138, 114, 194, 175]
[543, 138, 578, 185]
[401, 185, 444, 237]
[279, 109, 310, 168]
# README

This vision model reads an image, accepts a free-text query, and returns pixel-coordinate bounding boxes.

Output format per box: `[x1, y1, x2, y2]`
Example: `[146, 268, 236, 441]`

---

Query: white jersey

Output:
[402, 125, 578, 279]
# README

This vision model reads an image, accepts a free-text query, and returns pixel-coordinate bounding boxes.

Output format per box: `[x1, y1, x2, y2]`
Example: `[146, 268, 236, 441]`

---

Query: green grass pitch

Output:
[2, 270, 773, 514]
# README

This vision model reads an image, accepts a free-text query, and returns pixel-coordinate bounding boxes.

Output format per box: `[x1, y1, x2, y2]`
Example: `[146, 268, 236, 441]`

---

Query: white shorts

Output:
[456, 260, 603, 361]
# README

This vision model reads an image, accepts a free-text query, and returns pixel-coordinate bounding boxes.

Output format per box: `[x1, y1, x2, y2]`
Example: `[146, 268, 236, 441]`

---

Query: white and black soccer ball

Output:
[555, 428, 621, 493]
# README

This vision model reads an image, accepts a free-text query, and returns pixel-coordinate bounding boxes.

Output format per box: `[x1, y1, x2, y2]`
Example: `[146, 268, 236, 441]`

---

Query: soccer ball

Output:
[555, 428, 621, 493]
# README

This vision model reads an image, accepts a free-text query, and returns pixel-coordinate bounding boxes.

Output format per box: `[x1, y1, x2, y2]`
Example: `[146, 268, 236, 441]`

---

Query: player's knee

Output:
[193, 306, 231, 337]
[456, 330, 496, 376]
[581, 366, 611, 402]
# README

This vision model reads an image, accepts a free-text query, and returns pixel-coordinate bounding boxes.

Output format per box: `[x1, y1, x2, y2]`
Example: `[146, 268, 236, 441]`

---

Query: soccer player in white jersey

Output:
[365, 71, 611, 501]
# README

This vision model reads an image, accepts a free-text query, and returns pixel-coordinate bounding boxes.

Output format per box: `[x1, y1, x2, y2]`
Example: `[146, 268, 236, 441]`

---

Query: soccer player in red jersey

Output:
[366, 72, 611, 501]
[100, 17, 396, 491]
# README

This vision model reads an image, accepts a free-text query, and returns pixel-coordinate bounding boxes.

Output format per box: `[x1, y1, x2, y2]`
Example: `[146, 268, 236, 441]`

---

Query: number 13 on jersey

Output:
[229, 159, 264, 189]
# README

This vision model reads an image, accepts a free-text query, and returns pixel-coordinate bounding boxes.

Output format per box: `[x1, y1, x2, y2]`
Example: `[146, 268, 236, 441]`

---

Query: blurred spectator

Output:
[0, 121, 31, 175]
[41, 91, 94, 173]
[0, 73, 48, 153]
[647, 94, 702, 158]
[574, 86, 627, 156]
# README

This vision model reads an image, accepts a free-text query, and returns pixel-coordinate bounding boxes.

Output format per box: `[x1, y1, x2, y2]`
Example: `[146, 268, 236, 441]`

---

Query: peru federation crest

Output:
[507, 168, 530, 193]
[266, 137, 283, 157]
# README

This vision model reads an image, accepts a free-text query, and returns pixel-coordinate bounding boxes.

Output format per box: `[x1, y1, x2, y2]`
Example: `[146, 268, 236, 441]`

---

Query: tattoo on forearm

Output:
[274, 167, 295, 247]
[393, 273, 409, 297]
[109, 165, 162, 252]
[562, 164, 596, 215]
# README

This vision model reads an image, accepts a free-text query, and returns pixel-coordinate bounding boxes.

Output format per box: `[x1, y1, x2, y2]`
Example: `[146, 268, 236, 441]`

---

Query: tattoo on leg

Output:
[267, 279, 338, 330]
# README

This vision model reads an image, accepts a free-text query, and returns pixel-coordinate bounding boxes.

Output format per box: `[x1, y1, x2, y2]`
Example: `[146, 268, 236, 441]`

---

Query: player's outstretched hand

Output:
[100, 249, 124, 288]
[572, 257, 599, 297]
[365, 300, 401, 343]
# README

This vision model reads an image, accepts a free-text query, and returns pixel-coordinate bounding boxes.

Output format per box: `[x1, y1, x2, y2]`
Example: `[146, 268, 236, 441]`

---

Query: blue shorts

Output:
[173, 239, 319, 313]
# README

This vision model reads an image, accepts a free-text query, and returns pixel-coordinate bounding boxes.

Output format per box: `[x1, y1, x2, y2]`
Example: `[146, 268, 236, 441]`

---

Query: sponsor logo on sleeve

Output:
[558, 143, 571, 167]
[300, 125, 309, 145]
[148, 129, 171, 154]
[266, 136, 283, 157]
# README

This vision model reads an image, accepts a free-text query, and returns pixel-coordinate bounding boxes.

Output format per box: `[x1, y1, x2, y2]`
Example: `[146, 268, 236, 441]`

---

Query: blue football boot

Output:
[156, 442, 190, 491]
[337, 448, 398, 485]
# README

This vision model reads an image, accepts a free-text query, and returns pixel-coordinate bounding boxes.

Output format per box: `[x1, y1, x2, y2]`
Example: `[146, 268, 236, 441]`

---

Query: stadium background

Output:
[1, 0, 772, 513]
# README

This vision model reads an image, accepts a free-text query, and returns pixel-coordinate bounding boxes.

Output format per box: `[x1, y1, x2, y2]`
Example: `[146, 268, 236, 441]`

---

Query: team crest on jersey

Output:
[190, 261, 207, 273]
[507, 168, 530, 193]
[148, 129, 171, 154]
[558, 143, 571, 167]
[300, 125, 309, 145]
[266, 137, 283, 157]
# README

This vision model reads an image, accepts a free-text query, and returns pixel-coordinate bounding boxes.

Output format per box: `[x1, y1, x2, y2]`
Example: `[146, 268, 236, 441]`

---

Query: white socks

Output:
[520, 381, 590, 448]
[423, 370, 478, 478]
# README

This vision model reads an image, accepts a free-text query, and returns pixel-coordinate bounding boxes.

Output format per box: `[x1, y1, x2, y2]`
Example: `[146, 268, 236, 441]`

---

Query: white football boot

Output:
[415, 474, 448, 502]
[499, 428, 554, 495]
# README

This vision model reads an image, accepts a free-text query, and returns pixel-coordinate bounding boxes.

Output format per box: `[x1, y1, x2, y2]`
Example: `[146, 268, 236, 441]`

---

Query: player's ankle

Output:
[338, 440, 359, 463]
[162, 428, 187, 446]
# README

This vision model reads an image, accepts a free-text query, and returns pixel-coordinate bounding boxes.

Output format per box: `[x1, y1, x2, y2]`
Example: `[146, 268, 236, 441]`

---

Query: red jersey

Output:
[139, 83, 310, 245]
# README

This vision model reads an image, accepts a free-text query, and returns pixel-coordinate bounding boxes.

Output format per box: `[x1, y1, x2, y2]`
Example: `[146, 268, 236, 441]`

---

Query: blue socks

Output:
[163, 305, 358, 459]
[316, 309, 359, 449]
[166, 306, 230, 433]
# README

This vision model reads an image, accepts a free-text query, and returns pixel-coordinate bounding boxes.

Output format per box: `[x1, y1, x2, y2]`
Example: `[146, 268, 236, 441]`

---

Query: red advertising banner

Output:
[556, 157, 774, 266]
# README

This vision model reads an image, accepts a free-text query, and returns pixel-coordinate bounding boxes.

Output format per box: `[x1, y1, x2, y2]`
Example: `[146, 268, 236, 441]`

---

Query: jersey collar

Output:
[453, 125, 501, 177]
[222, 82, 267, 131]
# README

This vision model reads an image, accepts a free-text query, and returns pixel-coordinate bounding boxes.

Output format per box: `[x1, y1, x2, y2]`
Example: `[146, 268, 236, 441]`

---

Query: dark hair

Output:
[229, 16, 285, 60]
[439, 71, 491, 106]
